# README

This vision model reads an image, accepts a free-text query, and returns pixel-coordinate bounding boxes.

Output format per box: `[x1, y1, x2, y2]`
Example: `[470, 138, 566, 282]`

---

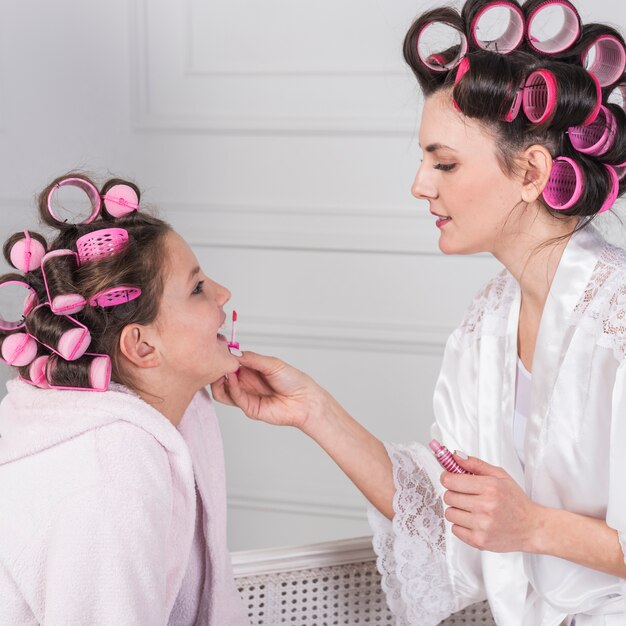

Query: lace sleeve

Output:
[367, 442, 456, 626]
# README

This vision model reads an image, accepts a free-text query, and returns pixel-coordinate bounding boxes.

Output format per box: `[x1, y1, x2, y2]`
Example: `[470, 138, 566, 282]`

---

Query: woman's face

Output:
[152, 231, 239, 389]
[412, 89, 524, 255]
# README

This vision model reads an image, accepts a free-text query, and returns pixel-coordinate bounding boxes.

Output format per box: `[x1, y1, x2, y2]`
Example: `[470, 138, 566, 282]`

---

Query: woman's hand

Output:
[441, 453, 544, 553]
[211, 351, 329, 430]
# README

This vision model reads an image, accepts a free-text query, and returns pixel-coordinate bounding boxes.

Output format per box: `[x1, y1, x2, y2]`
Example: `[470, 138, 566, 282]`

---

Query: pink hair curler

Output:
[8, 231, 46, 273]
[46, 353, 111, 392]
[20, 354, 51, 389]
[522, 69, 557, 124]
[89, 286, 142, 308]
[580, 71, 602, 127]
[608, 82, 626, 114]
[452, 56, 471, 112]
[502, 79, 525, 122]
[76, 228, 129, 265]
[46, 177, 102, 226]
[416, 20, 469, 72]
[102, 184, 140, 218]
[598, 165, 619, 214]
[429, 439, 468, 474]
[470, 1, 525, 54]
[615, 162, 626, 181]
[525, 0, 581, 55]
[29, 303, 92, 361]
[0, 332, 38, 367]
[0, 280, 38, 331]
[583, 35, 626, 88]
[542, 156, 583, 211]
[568, 105, 617, 157]
[41, 249, 86, 315]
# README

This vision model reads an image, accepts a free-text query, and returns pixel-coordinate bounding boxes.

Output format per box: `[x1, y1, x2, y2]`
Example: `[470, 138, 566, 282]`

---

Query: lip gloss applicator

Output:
[228, 310, 242, 357]
[429, 439, 468, 474]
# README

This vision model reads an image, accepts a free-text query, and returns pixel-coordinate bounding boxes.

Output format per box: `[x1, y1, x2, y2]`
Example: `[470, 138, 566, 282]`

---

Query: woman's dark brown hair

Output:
[404, 0, 626, 220]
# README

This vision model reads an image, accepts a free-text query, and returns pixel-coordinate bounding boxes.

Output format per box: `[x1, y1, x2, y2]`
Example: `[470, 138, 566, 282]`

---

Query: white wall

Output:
[0, 0, 624, 550]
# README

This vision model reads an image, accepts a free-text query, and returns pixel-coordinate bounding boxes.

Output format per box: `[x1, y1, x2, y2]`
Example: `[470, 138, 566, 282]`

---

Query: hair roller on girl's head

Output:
[0, 331, 38, 367]
[41, 250, 86, 315]
[44, 353, 111, 392]
[76, 228, 130, 265]
[3, 231, 47, 274]
[0, 276, 38, 332]
[524, 0, 582, 55]
[100, 179, 141, 219]
[19, 354, 51, 389]
[462, 0, 525, 54]
[41, 175, 102, 229]
[26, 304, 91, 362]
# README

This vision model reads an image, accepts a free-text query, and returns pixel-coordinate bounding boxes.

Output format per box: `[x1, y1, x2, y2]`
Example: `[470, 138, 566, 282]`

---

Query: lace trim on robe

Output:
[618, 531, 626, 567]
[367, 442, 456, 626]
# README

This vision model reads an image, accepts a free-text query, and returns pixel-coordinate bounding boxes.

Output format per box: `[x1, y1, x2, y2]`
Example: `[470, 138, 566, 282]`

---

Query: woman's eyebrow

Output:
[424, 143, 457, 153]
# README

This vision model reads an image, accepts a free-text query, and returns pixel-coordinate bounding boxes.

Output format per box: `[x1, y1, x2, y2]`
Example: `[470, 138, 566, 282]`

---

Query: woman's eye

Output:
[192, 280, 205, 295]
[434, 163, 457, 172]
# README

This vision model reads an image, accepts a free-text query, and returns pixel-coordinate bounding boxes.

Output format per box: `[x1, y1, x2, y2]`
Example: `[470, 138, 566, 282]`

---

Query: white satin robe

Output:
[369, 225, 626, 626]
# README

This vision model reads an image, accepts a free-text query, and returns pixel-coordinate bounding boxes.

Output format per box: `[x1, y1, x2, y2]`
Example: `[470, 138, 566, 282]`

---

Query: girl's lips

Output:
[436, 217, 452, 228]
[217, 333, 228, 342]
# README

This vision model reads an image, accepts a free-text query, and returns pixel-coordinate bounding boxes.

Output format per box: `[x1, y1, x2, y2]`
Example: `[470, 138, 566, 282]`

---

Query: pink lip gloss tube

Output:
[429, 439, 468, 474]
[228, 310, 242, 357]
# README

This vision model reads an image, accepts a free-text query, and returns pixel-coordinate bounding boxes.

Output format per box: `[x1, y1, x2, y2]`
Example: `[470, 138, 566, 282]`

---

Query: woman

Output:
[212, 1, 626, 624]
[0, 174, 249, 625]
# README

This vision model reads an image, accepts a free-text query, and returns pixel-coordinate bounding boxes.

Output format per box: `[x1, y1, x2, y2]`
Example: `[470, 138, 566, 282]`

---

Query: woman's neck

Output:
[493, 206, 578, 312]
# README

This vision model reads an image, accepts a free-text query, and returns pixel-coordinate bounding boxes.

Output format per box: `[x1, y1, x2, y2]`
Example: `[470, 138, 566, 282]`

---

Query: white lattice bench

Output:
[233, 536, 495, 625]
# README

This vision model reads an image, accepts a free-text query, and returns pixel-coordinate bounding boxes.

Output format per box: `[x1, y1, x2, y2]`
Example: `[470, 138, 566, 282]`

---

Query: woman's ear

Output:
[119, 325, 160, 368]
[520, 144, 553, 203]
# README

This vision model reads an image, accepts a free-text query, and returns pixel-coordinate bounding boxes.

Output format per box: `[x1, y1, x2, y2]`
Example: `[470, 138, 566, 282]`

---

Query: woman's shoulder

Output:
[572, 241, 626, 360]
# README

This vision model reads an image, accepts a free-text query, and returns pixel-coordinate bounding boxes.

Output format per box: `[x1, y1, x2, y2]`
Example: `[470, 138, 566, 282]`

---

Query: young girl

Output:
[0, 173, 249, 625]
[212, 1, 626, 624]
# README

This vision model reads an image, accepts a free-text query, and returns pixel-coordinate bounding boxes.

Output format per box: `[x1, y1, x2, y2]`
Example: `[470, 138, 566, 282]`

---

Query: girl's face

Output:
[411, 90, 524, 255]
[152, 231, 239, 389]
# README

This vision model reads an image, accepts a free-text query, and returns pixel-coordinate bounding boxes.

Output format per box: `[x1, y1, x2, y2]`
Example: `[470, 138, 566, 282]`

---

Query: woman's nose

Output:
[411, 163, 437, 200]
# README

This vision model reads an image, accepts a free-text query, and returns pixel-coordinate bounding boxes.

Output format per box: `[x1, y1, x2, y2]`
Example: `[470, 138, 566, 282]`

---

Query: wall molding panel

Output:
[132, 0, 420, 134]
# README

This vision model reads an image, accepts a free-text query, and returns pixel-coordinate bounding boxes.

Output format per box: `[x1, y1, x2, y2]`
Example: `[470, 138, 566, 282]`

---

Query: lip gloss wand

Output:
[429, 439, 469, 474]
[228, 311, 242, 357]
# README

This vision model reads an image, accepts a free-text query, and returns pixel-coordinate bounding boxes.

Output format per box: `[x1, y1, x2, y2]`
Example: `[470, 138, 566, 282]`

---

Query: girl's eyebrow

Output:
[188, 266, 200, 283]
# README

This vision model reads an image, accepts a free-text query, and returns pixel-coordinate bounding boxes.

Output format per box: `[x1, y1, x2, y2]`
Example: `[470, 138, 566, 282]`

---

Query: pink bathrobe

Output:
[0, 379, 249, 625]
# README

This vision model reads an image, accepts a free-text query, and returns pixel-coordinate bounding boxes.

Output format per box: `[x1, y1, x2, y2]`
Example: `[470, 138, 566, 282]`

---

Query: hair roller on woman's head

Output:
[574, 24, 626, 88]
[453, 51, 531, 122]
[404, 7, 468, 94]
[462, 0, 525, 54]
[522, 62, 601, 131]
[523, 0, 582, 56]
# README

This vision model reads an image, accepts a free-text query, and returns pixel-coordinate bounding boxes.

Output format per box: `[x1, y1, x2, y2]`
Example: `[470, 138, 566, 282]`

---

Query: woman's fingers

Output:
[210, 376, 236, 406]
[238, 351, 285, 376]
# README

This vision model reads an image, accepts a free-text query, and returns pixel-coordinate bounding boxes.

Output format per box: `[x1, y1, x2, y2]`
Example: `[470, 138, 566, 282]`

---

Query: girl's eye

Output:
[192, 280, 205, 295]
[434, 163, 457, 172]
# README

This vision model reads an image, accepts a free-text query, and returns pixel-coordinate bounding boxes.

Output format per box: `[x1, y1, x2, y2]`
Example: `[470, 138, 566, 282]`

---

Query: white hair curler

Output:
[526, 0, 582, 55]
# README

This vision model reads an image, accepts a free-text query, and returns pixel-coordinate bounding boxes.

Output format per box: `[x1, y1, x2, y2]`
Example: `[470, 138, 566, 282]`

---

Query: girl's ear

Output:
[520, 144, 553, 203]
[119, 325, 160, 368]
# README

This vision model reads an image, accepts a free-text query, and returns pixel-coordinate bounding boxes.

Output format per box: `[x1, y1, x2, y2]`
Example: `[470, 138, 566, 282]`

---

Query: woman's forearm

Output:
[301, 392, 396, 519]
[531, 506, 626, 579]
